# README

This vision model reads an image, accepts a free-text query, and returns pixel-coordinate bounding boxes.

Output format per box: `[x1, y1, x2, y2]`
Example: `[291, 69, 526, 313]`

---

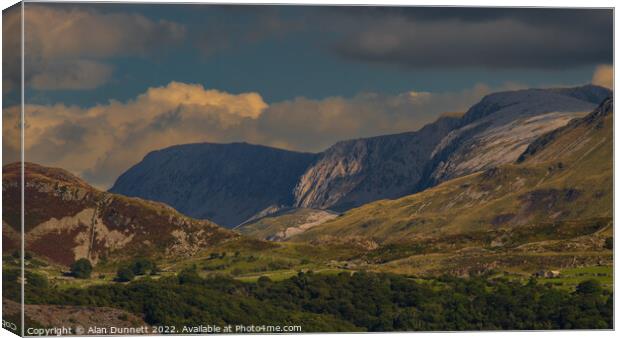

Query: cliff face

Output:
[3, 162, 236, 266]
[110, 142, 318, 227]
[293, 116, 461, 211]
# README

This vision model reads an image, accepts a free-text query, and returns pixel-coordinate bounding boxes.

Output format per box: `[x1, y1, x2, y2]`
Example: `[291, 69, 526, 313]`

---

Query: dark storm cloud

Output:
[328, 7, 612, 69]
[194, 5, 306, 57]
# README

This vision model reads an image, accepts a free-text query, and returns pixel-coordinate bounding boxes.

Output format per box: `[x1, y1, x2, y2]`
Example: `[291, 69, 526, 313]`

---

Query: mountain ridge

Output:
[3, 162, 237, 266]
[110, 142, 318, 227]
[294, 84, 610, 210]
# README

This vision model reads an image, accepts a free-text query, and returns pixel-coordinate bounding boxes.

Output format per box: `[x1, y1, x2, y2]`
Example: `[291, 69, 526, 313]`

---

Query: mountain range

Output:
[110, 85, 611, 228]
[2, 84, 612, 275]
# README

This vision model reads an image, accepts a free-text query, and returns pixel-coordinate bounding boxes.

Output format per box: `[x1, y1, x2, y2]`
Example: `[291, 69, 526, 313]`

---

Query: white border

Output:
[0, 1, 616, 338]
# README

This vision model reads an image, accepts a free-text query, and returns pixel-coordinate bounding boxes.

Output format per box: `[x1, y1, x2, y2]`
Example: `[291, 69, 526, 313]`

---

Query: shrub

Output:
[116, 267, 135, 282]
[178, 266, 202, 285]
[576, 279, 603, 295]
[70, 258, 93, 279]
[150, 264, 161, 275]
[26, 271, 48, 288]
[131, 258, 155, 275]
[257, 276, 271, 286]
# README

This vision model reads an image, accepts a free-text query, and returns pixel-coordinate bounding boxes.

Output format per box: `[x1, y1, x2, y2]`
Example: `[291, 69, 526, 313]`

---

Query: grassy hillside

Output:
[236, 208, 339, 240]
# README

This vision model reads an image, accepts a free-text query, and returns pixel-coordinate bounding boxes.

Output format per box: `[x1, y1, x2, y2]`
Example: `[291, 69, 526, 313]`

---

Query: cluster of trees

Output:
[64, 257, 159, 281]
[115, 258, 159, 282]
[6, 268, 613, 331]
[208, 252, 227, 260]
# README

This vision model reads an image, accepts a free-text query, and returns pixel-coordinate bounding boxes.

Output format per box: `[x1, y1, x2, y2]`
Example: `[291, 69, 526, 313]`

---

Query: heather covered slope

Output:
[2, 162, 236, 266]
[289, 98, 613, 274]
[110, 142, 318, 227]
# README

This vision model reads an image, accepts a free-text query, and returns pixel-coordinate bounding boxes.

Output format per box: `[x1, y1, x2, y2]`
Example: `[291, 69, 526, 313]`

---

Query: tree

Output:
[604, 237, 613, 250]
[131, 258, 155, 275]
[178, 266, 202, 285]
[257, 276, 272, 287]
[150, 263, 161, 275]
[70, 258, 92, 279]
[116, 267, 135, 282]
[576, 279, 602, 295]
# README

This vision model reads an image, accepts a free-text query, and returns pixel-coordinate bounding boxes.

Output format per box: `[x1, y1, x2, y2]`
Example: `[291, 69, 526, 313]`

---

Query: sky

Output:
[2, 3, 614, 188]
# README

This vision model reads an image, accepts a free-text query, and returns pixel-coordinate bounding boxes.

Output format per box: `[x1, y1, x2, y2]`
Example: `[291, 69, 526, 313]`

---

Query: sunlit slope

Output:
[236, 208, 339, 241]
[2, 162, 237, 266]
[292, 98, 612, 248]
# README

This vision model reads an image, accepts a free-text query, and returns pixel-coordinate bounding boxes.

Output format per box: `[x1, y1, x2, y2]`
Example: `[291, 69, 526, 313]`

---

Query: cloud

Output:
[30, 60, 114, 90]
[194, 6, 305, 57]
[3, 5, 21, 100]
[592, 64, 613, 89]
[24, 5, 185, 60]
[329, 8, 612, 69]
[3, 80, 523, 189]
[2, 5, 186, 92]
[3, 82, 267, 187]
[253, 83, 521, 151]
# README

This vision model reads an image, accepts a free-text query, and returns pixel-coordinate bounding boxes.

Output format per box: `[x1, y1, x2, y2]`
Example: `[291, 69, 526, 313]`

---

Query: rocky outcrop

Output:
[293, 116, 461, 210]
[427, 85, 611, 185]
[236, 208, 339, 241]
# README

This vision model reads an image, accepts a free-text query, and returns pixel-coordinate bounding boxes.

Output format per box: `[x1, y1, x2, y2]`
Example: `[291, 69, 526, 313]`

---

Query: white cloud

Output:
[592, 64, 613, 89]
[4, 82, 267, 187]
